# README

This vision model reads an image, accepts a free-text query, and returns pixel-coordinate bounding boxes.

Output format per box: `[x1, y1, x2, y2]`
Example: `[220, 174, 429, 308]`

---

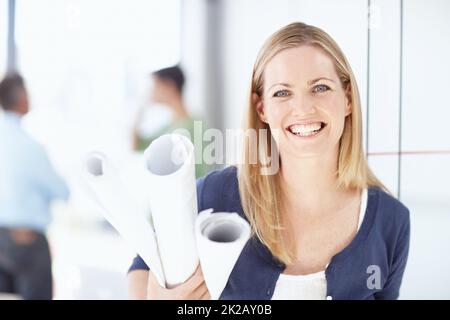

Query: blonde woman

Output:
[128, 22, 410, 300]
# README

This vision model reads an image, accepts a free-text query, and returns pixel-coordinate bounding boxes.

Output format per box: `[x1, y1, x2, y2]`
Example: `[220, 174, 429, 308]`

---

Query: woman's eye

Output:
[312, 84, 330, 93]
[273, 90, 290, 98]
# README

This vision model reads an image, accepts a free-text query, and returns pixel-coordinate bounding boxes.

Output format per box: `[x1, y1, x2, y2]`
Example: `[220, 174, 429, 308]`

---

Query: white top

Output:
[271, 188, 368, 300]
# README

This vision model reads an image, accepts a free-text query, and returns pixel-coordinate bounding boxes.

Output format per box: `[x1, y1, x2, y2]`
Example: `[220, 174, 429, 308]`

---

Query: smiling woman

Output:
[236, 22, 409, 300]
[241, 23, 387, 266]
[128, 22, 410, 300]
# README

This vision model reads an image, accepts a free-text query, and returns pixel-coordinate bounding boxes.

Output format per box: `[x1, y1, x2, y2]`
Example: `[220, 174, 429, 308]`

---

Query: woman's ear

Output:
[344, 85, 352, 116]
[253, 93, 267, 123]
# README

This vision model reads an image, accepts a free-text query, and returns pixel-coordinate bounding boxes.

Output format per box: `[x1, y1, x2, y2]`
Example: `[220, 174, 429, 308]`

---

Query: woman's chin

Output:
[281, 148, 323, 159]
[280, 140, 331, 160]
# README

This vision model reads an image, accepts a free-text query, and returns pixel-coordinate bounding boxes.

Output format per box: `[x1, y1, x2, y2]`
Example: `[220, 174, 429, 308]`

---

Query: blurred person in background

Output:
[0, 73, 70, 300]
[132, 65, 211, 178]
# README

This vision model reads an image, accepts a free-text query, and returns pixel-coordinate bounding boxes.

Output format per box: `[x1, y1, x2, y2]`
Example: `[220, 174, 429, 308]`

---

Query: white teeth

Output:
[289, 122, 323, 136]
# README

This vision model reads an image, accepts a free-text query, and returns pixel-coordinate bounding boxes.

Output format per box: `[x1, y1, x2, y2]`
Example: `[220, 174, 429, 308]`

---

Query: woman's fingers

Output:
[170, 266, 208, 299]
[192, 281, 210, 300]
[181, 265, 205, 291]
[147, 264, 210, 300]
[199, 287, 211, 300]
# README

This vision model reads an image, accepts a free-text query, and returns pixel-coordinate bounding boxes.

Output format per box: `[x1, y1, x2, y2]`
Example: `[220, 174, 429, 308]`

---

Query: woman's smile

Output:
[286, 121, 328, 138]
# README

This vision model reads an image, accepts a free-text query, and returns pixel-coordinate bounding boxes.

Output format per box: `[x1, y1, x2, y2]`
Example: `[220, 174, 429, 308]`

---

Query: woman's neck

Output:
[280, 146, 348, 216]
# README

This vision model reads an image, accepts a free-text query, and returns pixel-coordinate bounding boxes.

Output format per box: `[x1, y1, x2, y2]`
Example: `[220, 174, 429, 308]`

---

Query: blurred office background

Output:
[0, 0, 449, 299]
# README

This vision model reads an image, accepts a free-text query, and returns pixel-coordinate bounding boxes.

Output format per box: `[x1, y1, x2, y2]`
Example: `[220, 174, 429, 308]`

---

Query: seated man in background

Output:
[132, 65, 211, 178]
[0, 73, 70, 300]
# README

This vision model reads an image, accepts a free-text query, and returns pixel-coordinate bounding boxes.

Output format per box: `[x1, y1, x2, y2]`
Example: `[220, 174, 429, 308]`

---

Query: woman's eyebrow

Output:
[307, 77, 335, 85]
[267, 78, 335, 91]
[267, 82, 291, 91]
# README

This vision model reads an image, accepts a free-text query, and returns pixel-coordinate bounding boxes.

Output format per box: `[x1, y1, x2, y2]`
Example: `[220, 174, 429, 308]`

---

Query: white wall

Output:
[0, 0, 7, 76]
[367, 0, 402, 196]
[401, 0, 450, 204]
[398, 0, 450, 299]
[180, 0, 208, 119]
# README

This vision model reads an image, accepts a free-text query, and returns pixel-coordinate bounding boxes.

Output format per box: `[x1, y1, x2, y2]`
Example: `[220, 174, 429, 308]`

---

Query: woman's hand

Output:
[147, 265, 211, 300]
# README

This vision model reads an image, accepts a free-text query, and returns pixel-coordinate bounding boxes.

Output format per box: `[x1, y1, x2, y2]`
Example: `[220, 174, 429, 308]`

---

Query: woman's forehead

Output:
[264, 46, 338, 86]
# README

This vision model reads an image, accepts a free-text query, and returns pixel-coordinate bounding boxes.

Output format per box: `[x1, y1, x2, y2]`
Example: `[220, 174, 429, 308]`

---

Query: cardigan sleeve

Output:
[374, 208, 411, 299]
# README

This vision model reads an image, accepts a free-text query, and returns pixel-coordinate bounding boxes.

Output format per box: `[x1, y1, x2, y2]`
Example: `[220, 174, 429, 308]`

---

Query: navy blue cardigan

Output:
[129, 166, 410, 300]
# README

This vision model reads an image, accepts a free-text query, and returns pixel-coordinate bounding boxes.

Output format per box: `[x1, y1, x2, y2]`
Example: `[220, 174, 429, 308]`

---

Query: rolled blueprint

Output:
[81, 151, 166, 287]
[195, 209, 251, 300]
[144, 134, 199, 288]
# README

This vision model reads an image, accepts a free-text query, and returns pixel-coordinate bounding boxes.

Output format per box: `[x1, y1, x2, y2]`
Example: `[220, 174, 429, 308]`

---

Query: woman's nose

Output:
[289, 94, 316, 115]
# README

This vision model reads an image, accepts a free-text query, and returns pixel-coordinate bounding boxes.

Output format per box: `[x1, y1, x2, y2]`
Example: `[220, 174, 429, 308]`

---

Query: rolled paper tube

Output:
[195, 209, 251, 300]
[144, 134, 199, 288]
[81, 151, 166, 287]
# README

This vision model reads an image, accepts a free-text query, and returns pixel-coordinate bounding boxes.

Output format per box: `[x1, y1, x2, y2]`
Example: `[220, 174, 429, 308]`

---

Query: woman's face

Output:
[255, 45, 352, 159]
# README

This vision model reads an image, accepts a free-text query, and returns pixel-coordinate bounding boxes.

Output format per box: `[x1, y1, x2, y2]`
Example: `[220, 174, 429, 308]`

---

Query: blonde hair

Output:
[238, 22, 387, 265]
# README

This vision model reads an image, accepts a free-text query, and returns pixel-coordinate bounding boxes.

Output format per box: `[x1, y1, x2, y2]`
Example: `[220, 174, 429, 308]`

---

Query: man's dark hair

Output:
[152, 65, 185, 94]
[0, 73, 26, 110]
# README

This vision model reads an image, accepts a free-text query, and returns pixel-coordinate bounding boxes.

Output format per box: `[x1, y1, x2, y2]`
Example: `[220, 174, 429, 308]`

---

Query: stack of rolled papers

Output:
[81, 151, 166, 287]
[81, 134, 251, 299]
